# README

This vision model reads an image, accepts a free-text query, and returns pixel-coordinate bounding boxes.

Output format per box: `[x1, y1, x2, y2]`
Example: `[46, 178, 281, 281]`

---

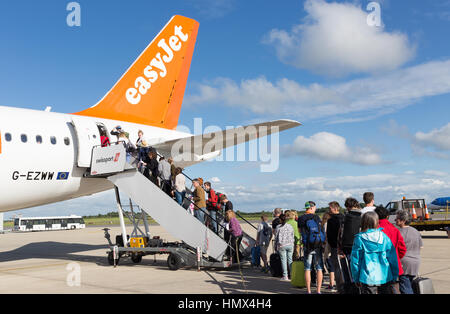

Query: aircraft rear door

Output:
[71, 116, 101, 167]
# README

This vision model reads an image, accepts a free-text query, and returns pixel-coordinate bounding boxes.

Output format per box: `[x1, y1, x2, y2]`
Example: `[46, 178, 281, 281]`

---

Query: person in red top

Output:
[375, 206, 407, 294]
[100, 129, 110, 147]
[204, 182, 218, 233]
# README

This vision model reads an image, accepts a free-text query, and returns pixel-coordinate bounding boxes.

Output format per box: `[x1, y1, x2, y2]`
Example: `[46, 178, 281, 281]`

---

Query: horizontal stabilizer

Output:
[154, 119, 301, 166]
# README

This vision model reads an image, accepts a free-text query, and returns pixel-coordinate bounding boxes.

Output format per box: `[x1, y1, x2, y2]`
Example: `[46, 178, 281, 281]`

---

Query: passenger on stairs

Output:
[173, 167, 186, 206]
[135, 130, 146, 148]
[225, 210, 243, 263]
[142, 151, 159, 186]
[100, 129, 110, 147]
[168, 157, 176, 184]
[192, 179, 206, 224]
[119, 132, 136, 164]
[110, 125, 128, 142]
[219, 194, 233, 212]
[204, 182, 219, 233]
[158, 156, 172, 196]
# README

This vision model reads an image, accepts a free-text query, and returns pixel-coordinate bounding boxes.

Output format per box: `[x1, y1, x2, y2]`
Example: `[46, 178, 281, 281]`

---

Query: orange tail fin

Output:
[73, 15, 199, 130]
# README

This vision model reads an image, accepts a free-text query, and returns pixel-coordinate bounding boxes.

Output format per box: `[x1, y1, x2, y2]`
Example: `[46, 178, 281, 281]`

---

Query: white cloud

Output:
[210, 177, 221, 183]
[423, 170, 448, 177]
[383, 120, 450, 159]
[212, 170, 450, 211]
[414, 123, 450, 151]
[185, 59, 450, 122]
[264, 0, 415, 77]
[284, 132, 383, 165]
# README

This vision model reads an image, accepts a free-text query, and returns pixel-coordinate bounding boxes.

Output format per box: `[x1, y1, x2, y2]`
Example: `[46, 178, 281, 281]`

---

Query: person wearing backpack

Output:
[298, 201, 326, 294]
[119, 132, 136, 164]
[204, 182, 219, 233]
[256, 214, 272, 273]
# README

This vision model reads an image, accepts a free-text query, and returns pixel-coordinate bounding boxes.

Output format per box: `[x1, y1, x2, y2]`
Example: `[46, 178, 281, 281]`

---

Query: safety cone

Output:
[425, 204, 430, 220]
[412, 204, 418, 220]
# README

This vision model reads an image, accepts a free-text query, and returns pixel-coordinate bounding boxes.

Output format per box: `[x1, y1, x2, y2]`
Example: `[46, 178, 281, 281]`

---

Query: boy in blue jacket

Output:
[350, 211, 399, 294]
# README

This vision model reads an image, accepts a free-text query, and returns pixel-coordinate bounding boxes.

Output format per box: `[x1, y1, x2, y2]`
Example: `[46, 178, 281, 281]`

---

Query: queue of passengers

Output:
[257, 192, 423, 295]
[105, 128, 243, 262]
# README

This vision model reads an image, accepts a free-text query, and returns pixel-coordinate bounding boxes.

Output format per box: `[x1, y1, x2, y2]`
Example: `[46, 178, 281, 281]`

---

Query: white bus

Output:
[13, 215, 85, 232]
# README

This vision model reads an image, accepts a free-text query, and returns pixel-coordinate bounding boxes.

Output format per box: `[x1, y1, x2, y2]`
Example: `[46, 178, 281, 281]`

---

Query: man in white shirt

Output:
[361, 192, 376, 216]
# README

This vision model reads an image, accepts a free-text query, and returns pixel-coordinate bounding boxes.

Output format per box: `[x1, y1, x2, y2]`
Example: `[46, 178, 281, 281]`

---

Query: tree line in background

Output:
[82, 204, 358, 221]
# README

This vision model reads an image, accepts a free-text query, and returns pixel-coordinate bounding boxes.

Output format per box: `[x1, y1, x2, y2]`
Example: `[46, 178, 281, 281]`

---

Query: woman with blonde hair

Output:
[119, 132, 136, 163]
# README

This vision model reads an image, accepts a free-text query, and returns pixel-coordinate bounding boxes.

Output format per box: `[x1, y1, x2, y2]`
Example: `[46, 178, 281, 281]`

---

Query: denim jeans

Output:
[208, 209, 217, 233]
[399, 275, 415, 294]
[174, 191, 185, 206]
[278, 245, 294, 278]
[195, 208, 206, 224]
[304, 248, 324, 271]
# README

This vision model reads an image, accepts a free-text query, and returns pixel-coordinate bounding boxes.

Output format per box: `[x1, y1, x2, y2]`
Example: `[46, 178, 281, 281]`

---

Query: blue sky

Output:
[2, 0, 450, 218]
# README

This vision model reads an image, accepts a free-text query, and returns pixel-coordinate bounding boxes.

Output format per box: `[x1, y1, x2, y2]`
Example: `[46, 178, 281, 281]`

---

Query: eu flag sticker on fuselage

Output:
[57, 172, 69, 180]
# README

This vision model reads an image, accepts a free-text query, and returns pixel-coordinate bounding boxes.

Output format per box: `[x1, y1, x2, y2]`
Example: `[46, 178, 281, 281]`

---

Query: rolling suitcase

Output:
[291, 261, 306, 288]
[412, 277, 435, 294]
[251, 246, 261, 267]
[269, 253, 283, 277]
[336, 256, 360, 294]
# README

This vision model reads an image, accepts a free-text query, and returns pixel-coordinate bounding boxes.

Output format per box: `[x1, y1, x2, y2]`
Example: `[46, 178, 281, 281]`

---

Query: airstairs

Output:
[88, 143, 257, 270]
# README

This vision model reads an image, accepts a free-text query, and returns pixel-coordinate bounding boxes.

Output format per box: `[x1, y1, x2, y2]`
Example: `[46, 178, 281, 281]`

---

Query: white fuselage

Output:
[0, 105, 192, 212]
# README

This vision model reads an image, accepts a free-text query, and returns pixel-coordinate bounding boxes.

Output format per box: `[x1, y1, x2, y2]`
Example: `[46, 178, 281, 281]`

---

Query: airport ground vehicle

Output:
[13, 215, 85, 231]
[386, 198, 450, 233]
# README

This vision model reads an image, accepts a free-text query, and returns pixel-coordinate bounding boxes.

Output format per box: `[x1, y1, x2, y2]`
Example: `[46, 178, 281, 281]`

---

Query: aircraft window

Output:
[36, 135, 43, 144]
[64, 137, 70, 145]
[50, 136, 57, 145]
[5, 133, 11, 141]
[21, 134, 27, 143]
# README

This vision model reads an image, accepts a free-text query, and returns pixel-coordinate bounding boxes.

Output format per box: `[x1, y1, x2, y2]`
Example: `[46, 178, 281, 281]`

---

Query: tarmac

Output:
[0, 223, 449, 294]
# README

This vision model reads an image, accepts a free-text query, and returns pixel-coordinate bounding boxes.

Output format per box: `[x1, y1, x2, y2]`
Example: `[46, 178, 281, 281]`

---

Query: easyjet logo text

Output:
[126, 25, 189, 105]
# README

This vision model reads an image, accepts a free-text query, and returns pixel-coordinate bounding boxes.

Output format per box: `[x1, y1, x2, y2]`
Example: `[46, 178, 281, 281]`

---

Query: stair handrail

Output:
[152, 151, 258, 230]
[133, 158, 237, 256]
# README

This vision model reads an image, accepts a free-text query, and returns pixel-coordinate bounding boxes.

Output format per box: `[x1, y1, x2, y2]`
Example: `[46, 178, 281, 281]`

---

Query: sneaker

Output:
[280, 276, 290, 282]
[326, 285, 337, 292]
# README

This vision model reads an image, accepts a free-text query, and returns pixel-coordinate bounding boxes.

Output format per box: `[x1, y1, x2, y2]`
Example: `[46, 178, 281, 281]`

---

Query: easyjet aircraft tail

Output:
[73, 15, 199, 130]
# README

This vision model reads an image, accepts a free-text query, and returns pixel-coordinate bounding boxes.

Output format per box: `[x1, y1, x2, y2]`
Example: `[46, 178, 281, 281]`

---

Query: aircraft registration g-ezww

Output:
[0, 15, 301, 213]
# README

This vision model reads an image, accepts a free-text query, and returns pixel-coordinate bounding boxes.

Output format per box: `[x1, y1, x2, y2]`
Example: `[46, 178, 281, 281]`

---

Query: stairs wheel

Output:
[167, 253, 182, 270]
[131, 253, 142, 263]
[108, 251, 119, 266]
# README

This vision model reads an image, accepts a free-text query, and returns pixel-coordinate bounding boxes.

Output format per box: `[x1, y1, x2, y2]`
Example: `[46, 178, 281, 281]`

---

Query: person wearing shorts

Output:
[298, 201, 325, 294]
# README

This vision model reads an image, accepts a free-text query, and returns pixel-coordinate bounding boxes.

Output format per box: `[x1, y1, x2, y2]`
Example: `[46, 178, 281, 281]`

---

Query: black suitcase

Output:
[269, 253, 283, 277]
[336, 256, 360, 294]
[412, 277, 435, 294]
